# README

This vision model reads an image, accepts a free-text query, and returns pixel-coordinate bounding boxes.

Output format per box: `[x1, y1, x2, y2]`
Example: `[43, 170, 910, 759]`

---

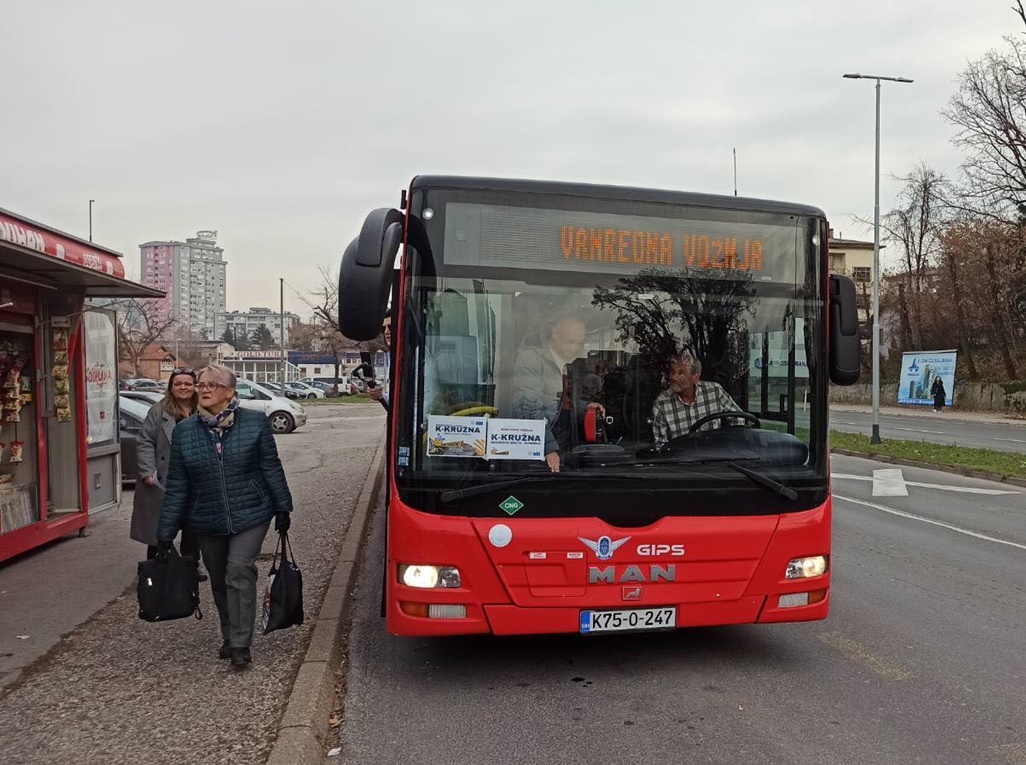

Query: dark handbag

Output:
[262, 530, 304, 634]
[137, 547, 202, 622]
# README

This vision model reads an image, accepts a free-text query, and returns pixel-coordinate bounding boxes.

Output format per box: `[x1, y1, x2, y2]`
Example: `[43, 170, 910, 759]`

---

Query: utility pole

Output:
[88, 199, 94, 242]
[280, 278, 285, 386]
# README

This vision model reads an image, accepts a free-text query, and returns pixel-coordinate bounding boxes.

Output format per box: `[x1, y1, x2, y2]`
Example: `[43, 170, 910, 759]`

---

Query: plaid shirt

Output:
[651, 382, 742, 448]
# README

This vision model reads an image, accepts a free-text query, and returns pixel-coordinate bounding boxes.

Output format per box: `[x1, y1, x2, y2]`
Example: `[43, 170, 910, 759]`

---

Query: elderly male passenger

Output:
[651, 353, 742, 449]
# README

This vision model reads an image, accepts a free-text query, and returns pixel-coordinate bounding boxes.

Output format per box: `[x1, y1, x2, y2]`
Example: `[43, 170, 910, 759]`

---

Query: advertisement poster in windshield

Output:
[897, 351, 957, 406]
[426, 416, 487, 457]
[485, 419, 546, 460]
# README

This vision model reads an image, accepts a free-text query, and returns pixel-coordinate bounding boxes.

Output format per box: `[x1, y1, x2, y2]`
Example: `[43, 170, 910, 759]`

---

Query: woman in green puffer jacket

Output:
[157, 364, 293, 669]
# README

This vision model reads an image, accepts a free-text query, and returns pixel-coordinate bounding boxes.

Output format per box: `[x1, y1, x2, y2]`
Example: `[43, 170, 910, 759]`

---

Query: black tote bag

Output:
[262, 530, 304, 634]
[137, 548, 202, 622]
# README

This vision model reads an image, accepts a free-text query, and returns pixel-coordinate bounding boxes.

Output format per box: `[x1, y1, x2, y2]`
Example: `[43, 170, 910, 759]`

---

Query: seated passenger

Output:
[512, 309, 603, 473]
[651, 353, 742, 449]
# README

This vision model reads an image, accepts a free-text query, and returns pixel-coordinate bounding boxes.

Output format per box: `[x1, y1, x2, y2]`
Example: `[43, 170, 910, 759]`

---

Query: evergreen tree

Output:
[220, 327, 249, 350]
[250, 323, 275, 350]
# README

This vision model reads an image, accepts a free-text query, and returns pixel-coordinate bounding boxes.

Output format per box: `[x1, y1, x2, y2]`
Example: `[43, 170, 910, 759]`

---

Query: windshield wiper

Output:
[439, 474, 655, 503]
[723, 461, 798, 500]
[440, 477, 551, 503]
[635, 457, 798, 501]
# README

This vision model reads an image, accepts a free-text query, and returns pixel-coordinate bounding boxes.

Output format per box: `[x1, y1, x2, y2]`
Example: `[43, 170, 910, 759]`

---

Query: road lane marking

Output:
[819, 632, 914, 681]
[872, 468, 908, 496]
[832, 473, 1021, 496]
[894, 427, 945, 434]
[834, 494, 1026, 551]
[995, 437, 1026, 444]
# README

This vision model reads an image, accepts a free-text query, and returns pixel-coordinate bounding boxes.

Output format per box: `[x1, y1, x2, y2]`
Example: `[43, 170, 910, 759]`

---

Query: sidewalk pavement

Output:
[0, 496, 140, 693]
[831, 403, 1026, 426]
[0, 404, 385, 765]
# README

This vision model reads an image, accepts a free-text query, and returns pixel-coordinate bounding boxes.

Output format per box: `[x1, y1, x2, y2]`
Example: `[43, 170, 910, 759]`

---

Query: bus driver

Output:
[651, 352, 742, 449]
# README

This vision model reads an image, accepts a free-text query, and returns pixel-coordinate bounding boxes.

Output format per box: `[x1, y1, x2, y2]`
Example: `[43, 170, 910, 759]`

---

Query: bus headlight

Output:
[785, 555, 828, 579]
[399, 564, 462, 588]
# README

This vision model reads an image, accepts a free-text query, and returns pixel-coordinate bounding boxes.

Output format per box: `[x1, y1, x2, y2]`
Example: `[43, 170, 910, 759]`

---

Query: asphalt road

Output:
[830, 408, 1026, 453]
[337, 454, 1026, 765]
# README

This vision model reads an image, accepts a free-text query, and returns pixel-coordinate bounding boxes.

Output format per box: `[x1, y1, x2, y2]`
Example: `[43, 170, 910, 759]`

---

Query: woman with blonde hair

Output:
[130, 367, 204, 577]
[157, 364, 293, 669]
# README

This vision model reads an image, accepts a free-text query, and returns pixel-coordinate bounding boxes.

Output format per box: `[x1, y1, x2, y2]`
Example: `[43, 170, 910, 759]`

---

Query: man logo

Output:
[622, 586, 643, 601]
[578, 535, 631, 561]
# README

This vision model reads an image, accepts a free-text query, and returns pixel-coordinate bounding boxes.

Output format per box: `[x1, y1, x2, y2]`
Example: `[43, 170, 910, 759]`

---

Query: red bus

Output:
[339, 176, 860, 637]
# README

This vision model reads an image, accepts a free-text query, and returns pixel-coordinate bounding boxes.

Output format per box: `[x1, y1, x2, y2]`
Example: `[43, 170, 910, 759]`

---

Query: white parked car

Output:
[235, 378, 308, 434]
[285, 381, 326, 399]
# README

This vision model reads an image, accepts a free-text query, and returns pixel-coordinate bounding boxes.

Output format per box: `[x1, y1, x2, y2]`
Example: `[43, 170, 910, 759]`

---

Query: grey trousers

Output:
[197, 522, 271, 649]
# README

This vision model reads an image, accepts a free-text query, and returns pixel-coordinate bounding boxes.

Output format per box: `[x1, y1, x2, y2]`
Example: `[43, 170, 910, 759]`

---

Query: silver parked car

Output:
[285, 381, 326, 399]
[234, 378, 308, 434]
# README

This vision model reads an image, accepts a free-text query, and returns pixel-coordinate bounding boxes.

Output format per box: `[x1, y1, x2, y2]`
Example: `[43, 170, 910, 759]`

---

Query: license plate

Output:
[579, 607, 677, 634]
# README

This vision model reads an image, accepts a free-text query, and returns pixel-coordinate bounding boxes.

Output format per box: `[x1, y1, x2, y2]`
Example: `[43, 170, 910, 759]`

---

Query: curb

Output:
[267, 435, 386, 765]
[830, 448, 1026, 488]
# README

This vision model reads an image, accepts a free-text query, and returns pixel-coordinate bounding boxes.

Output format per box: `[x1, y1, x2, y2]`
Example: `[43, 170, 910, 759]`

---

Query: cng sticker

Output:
[499, 496, 524, 515]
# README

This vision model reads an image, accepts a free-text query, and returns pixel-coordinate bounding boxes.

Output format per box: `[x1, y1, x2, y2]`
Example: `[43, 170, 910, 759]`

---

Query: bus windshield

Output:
[392, 186, 827, 519]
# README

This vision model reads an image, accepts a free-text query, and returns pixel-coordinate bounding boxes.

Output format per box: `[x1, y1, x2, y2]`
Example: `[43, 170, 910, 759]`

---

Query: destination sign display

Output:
[442, 203, 800, 282]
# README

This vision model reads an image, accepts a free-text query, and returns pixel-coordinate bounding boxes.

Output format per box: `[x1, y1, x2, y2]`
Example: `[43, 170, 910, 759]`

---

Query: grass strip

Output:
[830, 430, 1026, 480]
[301, 395, 376, 406]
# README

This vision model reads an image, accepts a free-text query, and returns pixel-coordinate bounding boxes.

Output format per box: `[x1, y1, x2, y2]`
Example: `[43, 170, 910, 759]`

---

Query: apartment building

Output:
[215, 306, 300, 347]
[139, 230, 227, 337]
[828, 230, 875, 322]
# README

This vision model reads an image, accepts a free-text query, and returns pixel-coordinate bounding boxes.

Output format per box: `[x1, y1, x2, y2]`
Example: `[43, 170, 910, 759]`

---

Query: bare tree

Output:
[302, 266, 387, 352]
[942, 5, 1026, 219]
[939, 219, 1024, 379]
[291, 266, 373, 393]
[172, 325, 217, 368]
[874, 164, 949, 347]
[111, 298, 178, 377]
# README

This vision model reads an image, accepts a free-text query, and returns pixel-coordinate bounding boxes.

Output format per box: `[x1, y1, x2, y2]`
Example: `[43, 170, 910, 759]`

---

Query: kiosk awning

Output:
[0, 246, 164, 298]
[0, 207, 163, 299]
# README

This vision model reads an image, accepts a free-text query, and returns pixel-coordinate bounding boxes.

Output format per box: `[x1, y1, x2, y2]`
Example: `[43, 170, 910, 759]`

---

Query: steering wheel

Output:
[660, 411, 761, 453]
[449, 403, 498, 418]
[688, 411, 761, 433]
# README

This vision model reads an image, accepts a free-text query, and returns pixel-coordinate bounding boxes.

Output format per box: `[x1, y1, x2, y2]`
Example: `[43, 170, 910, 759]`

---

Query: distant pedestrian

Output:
[130, 367, 206, 580]
[367, 315, 391, 411]
[156, 364, 293, 670]
[931, 376, 947, 413]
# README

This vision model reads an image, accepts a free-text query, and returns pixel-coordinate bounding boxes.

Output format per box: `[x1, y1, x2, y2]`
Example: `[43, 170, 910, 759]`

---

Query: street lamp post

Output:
[88, 199, 95, 242]
[279, 277, 285, 387]
[842, 72, 912, 445]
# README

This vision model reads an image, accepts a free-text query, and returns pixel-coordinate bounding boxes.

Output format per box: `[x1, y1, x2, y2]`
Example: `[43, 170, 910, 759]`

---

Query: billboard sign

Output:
[898, 351, 957, 407]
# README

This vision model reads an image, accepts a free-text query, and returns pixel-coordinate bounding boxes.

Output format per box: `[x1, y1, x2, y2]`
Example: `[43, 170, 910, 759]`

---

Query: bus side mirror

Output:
[339, 208, 403, 340]
[829, 274, 861, 385]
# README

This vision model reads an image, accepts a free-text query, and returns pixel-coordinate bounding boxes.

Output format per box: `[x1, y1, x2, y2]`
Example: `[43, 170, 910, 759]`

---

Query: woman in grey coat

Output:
[130, 367, 204, 576]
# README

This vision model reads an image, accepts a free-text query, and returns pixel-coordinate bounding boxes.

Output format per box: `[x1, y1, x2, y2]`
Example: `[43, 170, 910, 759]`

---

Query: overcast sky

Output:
[2, 0, 1020, 316]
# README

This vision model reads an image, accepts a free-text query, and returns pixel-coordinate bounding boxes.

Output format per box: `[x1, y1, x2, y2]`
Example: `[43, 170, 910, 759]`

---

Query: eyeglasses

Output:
[171, 367, 195, 376]
[196, 382, 226, 391]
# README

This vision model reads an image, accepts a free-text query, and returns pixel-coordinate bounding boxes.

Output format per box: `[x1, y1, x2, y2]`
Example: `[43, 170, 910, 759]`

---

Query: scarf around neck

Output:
[198, 397, 239, 454]
[196, 393, 237, 453]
